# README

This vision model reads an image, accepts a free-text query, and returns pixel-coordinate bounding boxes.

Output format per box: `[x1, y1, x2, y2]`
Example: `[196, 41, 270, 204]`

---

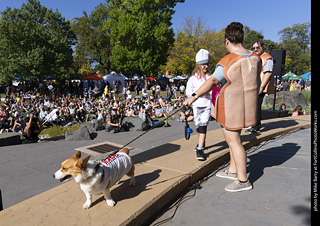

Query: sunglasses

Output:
[252, 46, 261, 50]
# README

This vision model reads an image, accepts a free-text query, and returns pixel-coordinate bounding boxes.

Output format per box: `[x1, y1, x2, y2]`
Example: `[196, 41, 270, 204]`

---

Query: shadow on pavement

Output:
[91, 169, 162, 207]
[247, 142, 300, 183]
[261, 119, 299, 132]
[132, 143, 181, 164]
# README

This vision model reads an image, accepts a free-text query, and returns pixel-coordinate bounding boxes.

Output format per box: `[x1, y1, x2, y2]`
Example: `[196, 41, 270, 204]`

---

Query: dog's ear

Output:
[73, 151, 81, 159]
[76, 155, 91, 169]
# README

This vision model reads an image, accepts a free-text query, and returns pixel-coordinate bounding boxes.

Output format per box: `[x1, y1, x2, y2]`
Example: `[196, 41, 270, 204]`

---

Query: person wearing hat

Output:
[184, 22, 261, 192]
[186, 49, 212, 161]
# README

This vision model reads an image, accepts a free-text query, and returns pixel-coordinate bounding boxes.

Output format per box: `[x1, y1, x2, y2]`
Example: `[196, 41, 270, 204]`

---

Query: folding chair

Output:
[41, 108, 60, 126]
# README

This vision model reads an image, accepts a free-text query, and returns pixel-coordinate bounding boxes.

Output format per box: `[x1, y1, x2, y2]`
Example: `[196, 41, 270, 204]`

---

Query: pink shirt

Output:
[211, 86, 220, 107]
[292, 111, 305, 116]
[0, 110, 7, 120]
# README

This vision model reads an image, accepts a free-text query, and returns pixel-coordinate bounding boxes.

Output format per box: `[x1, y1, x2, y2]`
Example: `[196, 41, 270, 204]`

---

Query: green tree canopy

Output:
[0, 0, 75, 83]
[104, 0, 185, 77]
[164, 18, 284, 77]
[164, 17, 227, 76]
[278, 22, 311, 75]
[71, 3, 111, 75]
[243, 26, 281, 52]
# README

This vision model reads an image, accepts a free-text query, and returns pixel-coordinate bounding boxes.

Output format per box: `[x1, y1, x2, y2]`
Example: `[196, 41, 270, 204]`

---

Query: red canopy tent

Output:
[80, 73, 103, 80]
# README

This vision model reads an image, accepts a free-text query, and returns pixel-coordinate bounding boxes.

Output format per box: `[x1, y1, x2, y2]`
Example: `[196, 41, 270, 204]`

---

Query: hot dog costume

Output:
[211, 52, 262, 130]
[260, 52, 274, 94]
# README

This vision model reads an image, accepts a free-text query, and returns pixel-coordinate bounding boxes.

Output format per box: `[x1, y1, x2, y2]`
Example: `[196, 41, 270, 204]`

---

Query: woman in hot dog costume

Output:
[184, 22, 261, 192]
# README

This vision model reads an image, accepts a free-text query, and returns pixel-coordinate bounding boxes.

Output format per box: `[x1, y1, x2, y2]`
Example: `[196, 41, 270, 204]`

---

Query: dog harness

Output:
[211, 52, 261, 130]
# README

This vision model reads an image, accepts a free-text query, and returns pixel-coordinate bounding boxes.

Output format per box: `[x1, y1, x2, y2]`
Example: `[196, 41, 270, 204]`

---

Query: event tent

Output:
[171, 76, 187, 80]
[300, 72, 311, 80]
[103, 71, 125, 92]
[158, 76, 169, 81]
[80, 73, 103, 81]
[147, 77, 156, 81]
[282, 71, 299, 80]
[81, 73, 103, 90]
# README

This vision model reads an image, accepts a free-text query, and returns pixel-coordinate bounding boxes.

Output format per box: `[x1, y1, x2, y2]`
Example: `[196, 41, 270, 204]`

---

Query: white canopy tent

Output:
[103, 71, 126, 92]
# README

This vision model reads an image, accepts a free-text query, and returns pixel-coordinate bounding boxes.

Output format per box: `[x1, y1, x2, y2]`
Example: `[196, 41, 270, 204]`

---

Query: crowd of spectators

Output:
[1, 76, 310, 139]
[0, 79, 188, 139]
[275, 77, 311, 92]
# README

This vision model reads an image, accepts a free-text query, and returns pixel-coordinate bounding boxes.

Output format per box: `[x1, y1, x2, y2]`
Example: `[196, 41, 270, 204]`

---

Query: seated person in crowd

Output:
[165, 101, 174, 113]
[106, 107, 122, 133]
[125, 107, 135, 117]
[60, 111, 73, 126]
[69, 104, 76, 117]
[140, 106, 165, 129]
[97, 109, 107, 122]
[76, 107, 89, 122]
[39, 107, 48, 121]
[292, 105, 306, 116]
[23, 111, 43, 141]
[89, 106, 98, 120]
[12, 116, 24, 134]
[0, 105, 7, 133]
[180, 107, 194, 122]
[153, 105, 167, 118]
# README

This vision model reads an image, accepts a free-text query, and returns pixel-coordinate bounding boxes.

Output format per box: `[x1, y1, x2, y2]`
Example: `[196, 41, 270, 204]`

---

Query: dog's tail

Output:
[119, 147, 130, 155]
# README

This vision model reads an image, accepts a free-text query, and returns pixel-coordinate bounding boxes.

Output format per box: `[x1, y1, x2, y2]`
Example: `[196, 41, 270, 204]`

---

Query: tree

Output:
[104, 0, 185, 77]
[278, 22, 311, 74]
[71, 3, 111, 75]
[164, 17, 227, 76]
[243, 26, 280, 53]
[0, 0, 75, 83]
[165, 18, 283, 77]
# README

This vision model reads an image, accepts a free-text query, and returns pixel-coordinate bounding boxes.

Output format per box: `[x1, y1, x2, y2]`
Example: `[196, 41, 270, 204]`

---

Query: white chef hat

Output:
[196, 49, 209, 65]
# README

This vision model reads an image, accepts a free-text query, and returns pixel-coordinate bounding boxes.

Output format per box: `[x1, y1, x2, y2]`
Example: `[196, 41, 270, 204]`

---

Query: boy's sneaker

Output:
[216, 169, 237, 180]
[195, 146, 206, 161]
[224, 180, 253, 192]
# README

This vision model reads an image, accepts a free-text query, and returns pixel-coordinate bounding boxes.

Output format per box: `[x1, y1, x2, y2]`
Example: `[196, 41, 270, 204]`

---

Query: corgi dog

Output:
[53, 147, 135, 209]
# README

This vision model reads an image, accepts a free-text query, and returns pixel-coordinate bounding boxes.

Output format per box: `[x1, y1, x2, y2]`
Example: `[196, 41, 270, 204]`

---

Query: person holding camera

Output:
[23, 111, 43, 141]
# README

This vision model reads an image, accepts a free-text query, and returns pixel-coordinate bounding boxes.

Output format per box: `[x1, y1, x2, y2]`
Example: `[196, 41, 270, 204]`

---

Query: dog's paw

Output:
[106, 199, 116, 207]
[82, 202, 92, 209]
[129, 177, 136, 187]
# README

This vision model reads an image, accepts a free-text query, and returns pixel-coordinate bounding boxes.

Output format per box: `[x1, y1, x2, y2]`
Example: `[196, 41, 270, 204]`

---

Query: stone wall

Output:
[264, 91, 308, 109]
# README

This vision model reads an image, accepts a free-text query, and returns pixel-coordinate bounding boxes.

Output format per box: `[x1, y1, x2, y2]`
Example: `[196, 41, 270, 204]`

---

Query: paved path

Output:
[0, 115, 311, 225]
[153, 127, 311, 226]
[0, 119, 220, 209]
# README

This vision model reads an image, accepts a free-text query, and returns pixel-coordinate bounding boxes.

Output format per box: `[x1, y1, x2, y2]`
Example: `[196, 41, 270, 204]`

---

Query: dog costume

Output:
[101, 152, 133, 187]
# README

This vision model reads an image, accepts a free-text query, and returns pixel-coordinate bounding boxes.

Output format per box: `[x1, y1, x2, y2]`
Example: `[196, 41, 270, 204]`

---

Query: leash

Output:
[101, 105, 187, 161]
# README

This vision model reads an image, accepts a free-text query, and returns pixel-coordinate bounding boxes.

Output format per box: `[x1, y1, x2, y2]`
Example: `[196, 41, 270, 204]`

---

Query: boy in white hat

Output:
[186, 49, 212, 161]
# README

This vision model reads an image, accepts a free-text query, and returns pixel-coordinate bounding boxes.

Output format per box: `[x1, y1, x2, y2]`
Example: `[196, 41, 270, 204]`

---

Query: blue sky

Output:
[0, 0, 311, 42]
